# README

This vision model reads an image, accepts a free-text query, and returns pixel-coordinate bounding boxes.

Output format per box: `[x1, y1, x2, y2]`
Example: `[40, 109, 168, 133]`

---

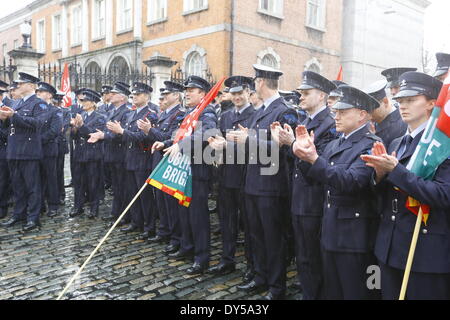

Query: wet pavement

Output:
[0, 157, 301, 300]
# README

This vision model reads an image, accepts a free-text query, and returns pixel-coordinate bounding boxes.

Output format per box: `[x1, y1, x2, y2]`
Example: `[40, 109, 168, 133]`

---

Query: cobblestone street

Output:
[0, 157, 301, 300]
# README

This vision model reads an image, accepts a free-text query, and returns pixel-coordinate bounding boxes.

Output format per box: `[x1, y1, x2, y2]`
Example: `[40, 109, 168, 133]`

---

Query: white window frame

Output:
[36, 19, 46, 53]
[92, 0, 106, 40]
[183, 0, 208, 15]
[2, 43, 8, 60]
[117, 0, 133, 33]
[71, 5, 82, 46]
[13, 40, 19, 50]
[147, 0, 168, 24]
[52, 13, 62, 51]
[306, 0, 327, 32]
[258, 0, 284, 19]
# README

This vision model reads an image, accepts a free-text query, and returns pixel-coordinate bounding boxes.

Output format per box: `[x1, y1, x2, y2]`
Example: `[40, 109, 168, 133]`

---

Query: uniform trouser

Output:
[98, 160, 105, 201]
[73, 161, 102, 213]
[8, 160, 42, 223]
[156, 189, 170, 237]
[218, 187, 242, 265]
[245, 194, 286, 297]
[104, 162, 112, 187]
[127, 170, 155, 232]
[109, 162, 127, 218]
[56, 153, 66, 201]
[178, 179, 210, 266]
[321, 249, 380, 300]
[0, 159, 9, 214]
[165, 193, 181, 247]
[292, 215, 324, 300]
[379, 261, 450, 300]
[40, 156, 59, 211]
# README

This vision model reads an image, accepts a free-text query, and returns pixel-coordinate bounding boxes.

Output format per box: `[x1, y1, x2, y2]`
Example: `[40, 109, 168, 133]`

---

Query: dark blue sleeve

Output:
[41, 109, 63, 144]
[11, 101, 47, 130]
[78, 116, 106, 138]
[386, 160, 450, 210]
[178, 107, 218, 152]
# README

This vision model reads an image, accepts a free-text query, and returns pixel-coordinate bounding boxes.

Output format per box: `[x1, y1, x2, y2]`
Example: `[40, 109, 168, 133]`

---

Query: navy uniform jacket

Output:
[291, 107, 338, 216]
[301, 124, 381, 253]
[219, 106, 255, 189]
[122, 106, 158, 172]
[176, 105, 218, 182]
[148, 105, 185, 170]
[103, 104, 130, 163]
[5, 95, 47, 160]
[0, 120, 7, 160]
[72, 111, 106, 162]
[2, 96, 20, 109]
[41, 104, 63, 158]
[57, 107, 71, 155]
[70, 103, 84, 117]
[374, 133, 450, 273]
[376, 108, 407, 150]
[98, 103, 113, 115]
[244, 97, 299, 197]
[148, 102, 160, 115]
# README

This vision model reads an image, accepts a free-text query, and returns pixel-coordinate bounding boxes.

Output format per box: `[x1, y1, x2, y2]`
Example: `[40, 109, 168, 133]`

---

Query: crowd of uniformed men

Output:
[0, 51, 449, 300]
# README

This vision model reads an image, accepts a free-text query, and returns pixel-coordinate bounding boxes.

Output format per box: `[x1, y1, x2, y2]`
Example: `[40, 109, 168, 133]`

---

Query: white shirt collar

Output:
[308, 105, 327, 120]
[165, 104, 178, 114]
[263, 94, 281, 111]
[87, 110, 94, 116]
[344, 123, 368, 140]
[235, 103, 251, 115]
[23, 93, 34, 102]
[407, 121, 428, 139]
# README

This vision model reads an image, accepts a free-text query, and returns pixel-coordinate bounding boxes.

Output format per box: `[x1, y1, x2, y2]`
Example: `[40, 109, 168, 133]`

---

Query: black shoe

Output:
[186, 262, 207, 276]
[40, 207, 47, 214]
[168, 250, 194, 261]
[59, 199, 65, 205]
[47, 210, 58, 218]
[102, 214, 114, 221]
[258, 292, 285, 300]
[69, 209, 83, 218]
[237, 280, 268, 294]
[137, 231, 152, 240]
[120, 224, 139, 232]
[148, 234, 170, 243]
[209, 263, 236, 275]
[1, 217, 23, 228]
[242, 268, 255, 283]
[164, 244, 180, 254]
[22, 221, 40, 232]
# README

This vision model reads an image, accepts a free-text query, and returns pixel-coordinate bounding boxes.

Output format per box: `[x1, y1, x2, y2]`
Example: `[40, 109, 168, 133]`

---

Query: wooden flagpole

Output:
[56, 183, 148, 300]
[399, 207, 423, 300]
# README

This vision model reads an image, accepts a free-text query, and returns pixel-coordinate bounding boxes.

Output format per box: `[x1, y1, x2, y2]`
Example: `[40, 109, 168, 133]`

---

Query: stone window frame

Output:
[36, 18, 46, 54]
[256, 47, 281, 70]
[92, 0, 106, 41]
[257, 0, 284, 20]
[52, 13, 62, 52]
[147, 0, 168, 25]
[305, 0, 327, 32]
[304, 57, 323, 73]
[116, 0, 133, 34]
[71, 4, 83, 47]
[182, 0, 209, 16]
[182, 44, 208, 78]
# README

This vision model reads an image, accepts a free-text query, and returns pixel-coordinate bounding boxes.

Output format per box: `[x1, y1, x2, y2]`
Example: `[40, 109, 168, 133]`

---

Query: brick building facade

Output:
[0, 0, 343, 93]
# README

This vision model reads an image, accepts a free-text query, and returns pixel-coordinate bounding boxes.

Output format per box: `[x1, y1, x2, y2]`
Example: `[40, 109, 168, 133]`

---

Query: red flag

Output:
[336, 66, 343, 81]
[173, 77, 226, 144]
[436, 72, 450, 137]
[61, 63, 73, 108]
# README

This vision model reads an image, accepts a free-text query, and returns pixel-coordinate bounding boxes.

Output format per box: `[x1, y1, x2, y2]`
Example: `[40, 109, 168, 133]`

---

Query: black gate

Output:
[0, 58, 17, 83]
[38, 62, 154, 92]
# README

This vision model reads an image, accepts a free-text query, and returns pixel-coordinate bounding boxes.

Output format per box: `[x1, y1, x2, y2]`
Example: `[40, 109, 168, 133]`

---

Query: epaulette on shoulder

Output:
[366, 132, 382, 142]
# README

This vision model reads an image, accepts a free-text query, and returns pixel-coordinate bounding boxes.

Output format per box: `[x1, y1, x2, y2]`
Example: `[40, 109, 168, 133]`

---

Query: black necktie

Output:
[338, 136, 346, 147]
[303, 117, 312, 127]
[397, 135, 413, 159]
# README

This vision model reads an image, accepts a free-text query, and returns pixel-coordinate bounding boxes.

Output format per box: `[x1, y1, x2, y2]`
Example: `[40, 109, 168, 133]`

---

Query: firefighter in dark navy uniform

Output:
[433, 52, 450, 82]
[0, 72, 48, 232]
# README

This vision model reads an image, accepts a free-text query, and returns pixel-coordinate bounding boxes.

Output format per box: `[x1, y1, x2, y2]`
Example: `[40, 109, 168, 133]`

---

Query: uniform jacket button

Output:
[355, 213, 360, 218]
[422, 229, 428, 235]
[391, 216, 396, 222]
[331, 162, 335, 166]
[327, 204, 331, 208]
[28, 138, 31, 141]
[295, 174, 298, 178]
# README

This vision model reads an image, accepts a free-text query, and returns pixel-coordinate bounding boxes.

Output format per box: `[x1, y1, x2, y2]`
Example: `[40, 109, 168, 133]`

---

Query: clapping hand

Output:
[292, 125, 318, 164]
[106, 120, 124, 135]
[152, 141, 165, 154]
[137, 118, 153, 135]
[226, 124, 249, 144]
[88, 129, 105, 143]
[207, 135, 227, 150]
[361, 141, 399, 182]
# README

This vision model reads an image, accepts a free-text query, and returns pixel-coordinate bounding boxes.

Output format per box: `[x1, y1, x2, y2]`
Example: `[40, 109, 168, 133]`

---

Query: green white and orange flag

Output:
[405, 72, 450, 225]
[146, 77, 226, 207]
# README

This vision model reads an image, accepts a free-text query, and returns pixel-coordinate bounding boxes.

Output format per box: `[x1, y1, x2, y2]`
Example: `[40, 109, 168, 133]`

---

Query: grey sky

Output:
[1, 0, 449, 54]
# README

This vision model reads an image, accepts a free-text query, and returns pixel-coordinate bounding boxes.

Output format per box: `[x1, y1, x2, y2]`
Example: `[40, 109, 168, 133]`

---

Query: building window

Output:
[108, 56, 131, 83]
[183, 0, 208, 13]
[93, 0, 106, 39]
[185, 52, 203, 77]
[148, 0, 167, 23]
[2, 44, 8, 61]
[52, 14, 62, 50]
[117, 0, 133, 32]
[261, 54, 278, 69]
[259, 0, 283, 17]
[304, 57, 323, 74]
[13, 40, 19, 50]
[306, 0, 326, 31]
[256, 47, 281, 69]
[36, 19, 46, 53]
[72, 5, 82, 45]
